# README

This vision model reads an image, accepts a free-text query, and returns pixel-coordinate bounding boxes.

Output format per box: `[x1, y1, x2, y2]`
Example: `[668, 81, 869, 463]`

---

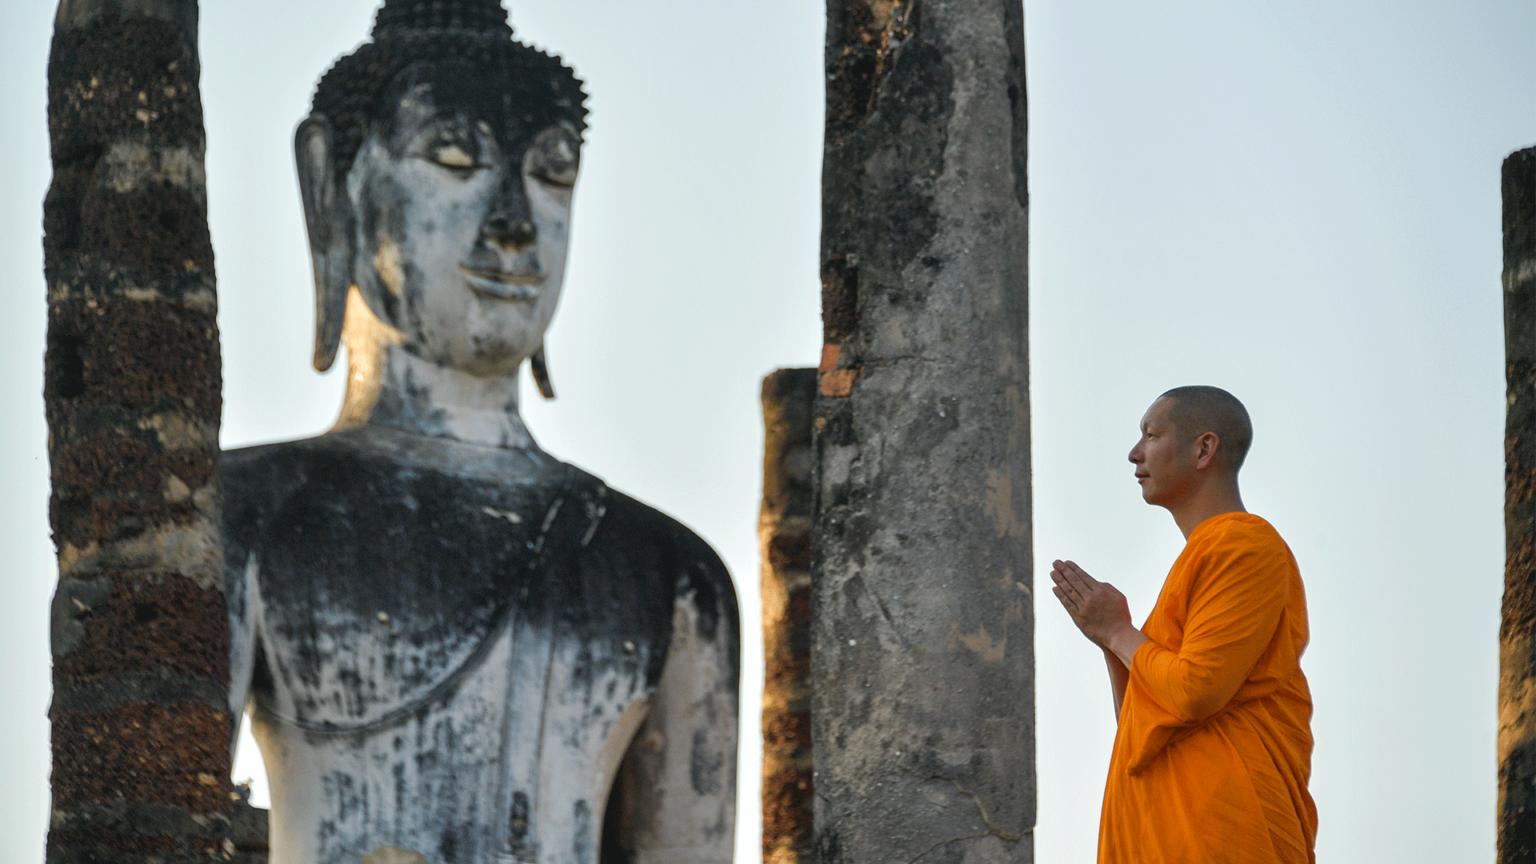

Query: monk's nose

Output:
[484, 213, 537, 250]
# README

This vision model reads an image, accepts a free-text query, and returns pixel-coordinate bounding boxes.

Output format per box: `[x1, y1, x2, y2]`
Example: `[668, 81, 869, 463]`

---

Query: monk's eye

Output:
[525, 125, 581, 188]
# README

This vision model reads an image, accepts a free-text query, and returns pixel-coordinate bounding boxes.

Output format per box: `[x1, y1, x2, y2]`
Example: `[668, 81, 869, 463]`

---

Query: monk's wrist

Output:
[1106, 626, 1148, 668]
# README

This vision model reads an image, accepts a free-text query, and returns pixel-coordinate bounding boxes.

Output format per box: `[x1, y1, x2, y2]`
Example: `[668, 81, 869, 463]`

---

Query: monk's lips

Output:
[462, 268, 542, 301]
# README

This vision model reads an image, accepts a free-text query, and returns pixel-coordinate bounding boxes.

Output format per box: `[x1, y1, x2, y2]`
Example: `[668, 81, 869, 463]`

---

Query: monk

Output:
[1050, 386, 1317, 864]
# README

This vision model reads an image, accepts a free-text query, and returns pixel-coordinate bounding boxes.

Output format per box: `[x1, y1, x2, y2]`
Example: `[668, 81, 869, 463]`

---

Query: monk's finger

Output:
[1061, 560, 1098, 587]
[1050, 579, 1073, 605]
[1050, 568, 1083, 605]
[1050, 585, 1073, 610]
[1051, 587, 1096, 635]
[1055, 587, 1088, 621]
[1057, 562, 1096, 596]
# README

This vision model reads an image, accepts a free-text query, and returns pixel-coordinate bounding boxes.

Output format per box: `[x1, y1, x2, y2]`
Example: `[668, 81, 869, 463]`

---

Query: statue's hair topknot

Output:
[371, 0, 513, 37]
[310, 0, 587, 183]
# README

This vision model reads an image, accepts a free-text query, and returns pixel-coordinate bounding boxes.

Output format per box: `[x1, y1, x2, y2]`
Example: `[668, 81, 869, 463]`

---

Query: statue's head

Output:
[296, 0, 586, 388]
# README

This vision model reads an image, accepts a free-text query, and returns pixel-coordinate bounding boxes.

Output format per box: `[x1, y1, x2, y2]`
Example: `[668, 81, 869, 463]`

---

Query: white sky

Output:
[0, 1, 1531, 862]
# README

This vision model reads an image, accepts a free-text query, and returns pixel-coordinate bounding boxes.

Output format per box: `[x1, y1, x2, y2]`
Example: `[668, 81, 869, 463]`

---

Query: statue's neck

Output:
[335, 337, 535, 451]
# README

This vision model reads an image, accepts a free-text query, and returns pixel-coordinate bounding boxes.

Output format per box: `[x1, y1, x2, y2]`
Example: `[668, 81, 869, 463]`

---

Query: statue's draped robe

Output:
[223, 428, 737, 864]
[1099, 513, 1317, 864]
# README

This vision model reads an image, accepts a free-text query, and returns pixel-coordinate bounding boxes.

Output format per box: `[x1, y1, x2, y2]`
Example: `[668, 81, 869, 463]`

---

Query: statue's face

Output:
[346, 63, 580, 376]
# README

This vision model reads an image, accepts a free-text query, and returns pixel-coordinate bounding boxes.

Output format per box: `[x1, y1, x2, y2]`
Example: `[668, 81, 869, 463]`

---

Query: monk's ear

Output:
[1193, 431, 1221, 471]
[295, 114, 354, 372]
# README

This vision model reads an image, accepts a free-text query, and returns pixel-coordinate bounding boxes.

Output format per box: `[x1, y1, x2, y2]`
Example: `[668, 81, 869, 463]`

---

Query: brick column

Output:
[43, 2, 235, 861]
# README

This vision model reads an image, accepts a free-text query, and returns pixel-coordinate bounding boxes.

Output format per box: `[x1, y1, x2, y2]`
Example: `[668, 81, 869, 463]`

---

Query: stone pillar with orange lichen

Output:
[811, 0, 1034, 862]
[1502, 144, 1536, 864]
[760, 369, 818, 864]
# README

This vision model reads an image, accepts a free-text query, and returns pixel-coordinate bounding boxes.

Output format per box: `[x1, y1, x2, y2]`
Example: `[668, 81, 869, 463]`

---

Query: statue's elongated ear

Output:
[530, 342, 555, 400]
[294, 114, 354, 372]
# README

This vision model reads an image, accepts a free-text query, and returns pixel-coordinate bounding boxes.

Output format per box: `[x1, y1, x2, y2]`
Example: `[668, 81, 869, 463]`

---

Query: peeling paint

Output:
[361, 846, 428, 864]
[100, 140, 205, 194]
[983, 469, 1022, 539]
[955, 624, 1006, 664]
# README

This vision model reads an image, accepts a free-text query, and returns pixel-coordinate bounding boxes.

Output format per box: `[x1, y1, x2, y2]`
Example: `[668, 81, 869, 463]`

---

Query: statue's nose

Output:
[483, 212, 537, 250]
[482, 169, 539, 250]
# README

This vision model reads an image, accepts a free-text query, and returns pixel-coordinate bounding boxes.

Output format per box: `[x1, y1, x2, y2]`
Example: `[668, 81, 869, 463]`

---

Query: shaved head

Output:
[1156, 386, 1253, 471]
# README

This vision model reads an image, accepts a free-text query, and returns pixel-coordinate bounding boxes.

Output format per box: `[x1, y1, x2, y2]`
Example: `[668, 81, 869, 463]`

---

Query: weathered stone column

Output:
[761, 368, 818, 864]
[1502, 144, 1536, 864]
[811, 0, 1033, 862]
[43, 1, 234, 861]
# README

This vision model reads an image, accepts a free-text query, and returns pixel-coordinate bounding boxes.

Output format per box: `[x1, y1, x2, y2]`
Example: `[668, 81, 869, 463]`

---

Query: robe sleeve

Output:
[1121, 528, 1290, 772]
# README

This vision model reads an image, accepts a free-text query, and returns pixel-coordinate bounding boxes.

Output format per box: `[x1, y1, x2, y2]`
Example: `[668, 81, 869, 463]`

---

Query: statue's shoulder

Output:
[220, 433, 349, 520]
[217, 427, 599, 619]
[588, 488, 738, 650]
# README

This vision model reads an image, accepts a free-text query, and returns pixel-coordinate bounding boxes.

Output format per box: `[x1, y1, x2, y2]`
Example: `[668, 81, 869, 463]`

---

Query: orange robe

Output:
[1099, 512, 1317, 864]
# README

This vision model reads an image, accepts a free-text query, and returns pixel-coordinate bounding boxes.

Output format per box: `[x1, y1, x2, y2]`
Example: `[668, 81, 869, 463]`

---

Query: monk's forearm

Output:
[1104, 625, 1148, 671]
[1104, 650, 1129, 720]
[1096, 625, 1144, 721]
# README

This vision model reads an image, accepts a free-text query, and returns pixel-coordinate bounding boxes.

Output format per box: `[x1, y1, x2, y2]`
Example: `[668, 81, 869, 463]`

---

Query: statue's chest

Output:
[251, 599, 658, 864]
[225, 440, 710, 864]
[244, 462, 673, 733]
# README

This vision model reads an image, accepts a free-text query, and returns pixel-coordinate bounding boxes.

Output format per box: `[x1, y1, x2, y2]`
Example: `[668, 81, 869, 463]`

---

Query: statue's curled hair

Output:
[309, 0, 587, 184]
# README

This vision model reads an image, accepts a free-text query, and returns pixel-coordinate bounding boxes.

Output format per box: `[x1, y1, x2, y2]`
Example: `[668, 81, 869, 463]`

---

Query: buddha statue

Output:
[220, 4, 739, 862]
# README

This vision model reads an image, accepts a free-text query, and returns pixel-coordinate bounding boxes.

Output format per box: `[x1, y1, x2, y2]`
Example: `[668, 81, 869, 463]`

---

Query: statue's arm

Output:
[618, 557, 740, 864]
[222, 452, 268, 753]
[226, 547, 259, 752]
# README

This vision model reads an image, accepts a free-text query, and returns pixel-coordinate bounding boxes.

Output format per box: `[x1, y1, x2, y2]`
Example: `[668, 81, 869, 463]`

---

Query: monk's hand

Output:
[1050, 559, 1146, 663]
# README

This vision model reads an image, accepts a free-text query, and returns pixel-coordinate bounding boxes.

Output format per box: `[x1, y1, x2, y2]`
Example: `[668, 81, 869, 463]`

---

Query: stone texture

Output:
[1503, 144, 1536, 863]
[44, 2, 232, 862]
[812, 1, 1033, 862]
[229, 803, 271, 864]
[760, 368, 818, 864]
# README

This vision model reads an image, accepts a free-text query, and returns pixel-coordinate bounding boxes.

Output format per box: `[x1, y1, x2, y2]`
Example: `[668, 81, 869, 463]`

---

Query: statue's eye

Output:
[412, 121, 487, 173]
[434, 142, 476, 169]
[525, 126, 580, 188]
[430, 131, 482, 171]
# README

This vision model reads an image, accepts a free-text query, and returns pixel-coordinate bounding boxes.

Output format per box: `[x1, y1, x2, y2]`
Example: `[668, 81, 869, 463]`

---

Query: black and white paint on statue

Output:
[221, 3, 739, 862]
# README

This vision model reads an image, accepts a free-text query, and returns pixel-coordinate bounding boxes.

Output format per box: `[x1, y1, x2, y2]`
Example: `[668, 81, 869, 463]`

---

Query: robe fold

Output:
[1099, 512, 1317, 864]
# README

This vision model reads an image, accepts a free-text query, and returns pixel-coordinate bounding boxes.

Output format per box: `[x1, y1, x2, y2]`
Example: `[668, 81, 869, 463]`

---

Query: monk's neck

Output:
[1168, 480, 1246, 539]
[334, 339, 535, 451]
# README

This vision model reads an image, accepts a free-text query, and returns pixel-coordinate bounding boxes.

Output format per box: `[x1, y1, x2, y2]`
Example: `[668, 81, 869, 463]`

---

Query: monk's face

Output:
[1128, 397, 1202, 508]
[347, 62, 581, 376]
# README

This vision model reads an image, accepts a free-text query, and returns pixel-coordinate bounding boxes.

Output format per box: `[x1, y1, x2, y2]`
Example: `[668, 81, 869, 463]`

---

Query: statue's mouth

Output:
[461, 266, 543, 301]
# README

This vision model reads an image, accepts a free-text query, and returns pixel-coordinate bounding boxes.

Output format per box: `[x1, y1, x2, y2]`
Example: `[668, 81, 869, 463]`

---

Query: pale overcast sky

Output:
[1, 2, 1531, 862]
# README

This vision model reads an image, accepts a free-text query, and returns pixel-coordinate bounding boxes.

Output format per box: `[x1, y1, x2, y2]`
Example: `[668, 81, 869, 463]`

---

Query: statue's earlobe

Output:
[294, 114, 353, 372]
[530, 343, 555, 400]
